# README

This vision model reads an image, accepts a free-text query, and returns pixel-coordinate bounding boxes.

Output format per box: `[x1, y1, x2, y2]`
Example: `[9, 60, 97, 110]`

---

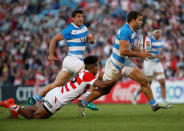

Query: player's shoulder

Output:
[120, 24, 132, 34]
[63, 23, 74, 30]
[82, 70, 95, 82]
[81, 24, 88, 31]
[82, 24, 87, 28]
[150, 37, 162, 42]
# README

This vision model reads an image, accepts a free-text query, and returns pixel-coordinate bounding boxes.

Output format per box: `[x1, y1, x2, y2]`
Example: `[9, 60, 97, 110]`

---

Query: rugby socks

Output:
[10, 105, 19, 112]
[149, 99, 157, 106]
[85, 91, 91, 99]
[134, 91, 139, 97]
[82, 99, 89, 107]
[33, 94, 42, 102]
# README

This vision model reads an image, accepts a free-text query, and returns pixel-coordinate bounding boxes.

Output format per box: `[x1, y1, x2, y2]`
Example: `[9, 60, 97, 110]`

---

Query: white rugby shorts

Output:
[143, 60, 165, 76]
[43, 87, 63, 114]
[103, 58, 135, 80]
[62, 56, 84, 74]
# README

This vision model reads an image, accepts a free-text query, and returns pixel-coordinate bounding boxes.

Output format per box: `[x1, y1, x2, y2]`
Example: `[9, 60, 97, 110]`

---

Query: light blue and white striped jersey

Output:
[61, 23, 88, 60]
[110, 23, 136, 70]
[150, 37, 163, 63]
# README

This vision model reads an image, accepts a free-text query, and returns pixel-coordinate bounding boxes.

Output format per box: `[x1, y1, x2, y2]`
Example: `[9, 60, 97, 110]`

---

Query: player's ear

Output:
[72, 16, 75, 21]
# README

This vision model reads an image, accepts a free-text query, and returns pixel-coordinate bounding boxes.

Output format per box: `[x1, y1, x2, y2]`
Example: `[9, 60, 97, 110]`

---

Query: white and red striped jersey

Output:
[57, 69, 97, 104]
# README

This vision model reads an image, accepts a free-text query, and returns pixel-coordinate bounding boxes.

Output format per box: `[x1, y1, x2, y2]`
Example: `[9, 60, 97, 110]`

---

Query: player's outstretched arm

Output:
[48, 33, 64, 64]
[93, 71, 122, 89]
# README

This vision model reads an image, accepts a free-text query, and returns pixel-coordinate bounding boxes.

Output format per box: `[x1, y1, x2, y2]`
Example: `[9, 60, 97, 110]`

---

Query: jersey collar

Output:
[127, 23, 135, 33]
[71, 23, 82, 28]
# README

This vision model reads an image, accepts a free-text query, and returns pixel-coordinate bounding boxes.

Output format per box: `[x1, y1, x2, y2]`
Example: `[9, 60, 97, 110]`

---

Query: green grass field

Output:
[0, 104, 184, 131]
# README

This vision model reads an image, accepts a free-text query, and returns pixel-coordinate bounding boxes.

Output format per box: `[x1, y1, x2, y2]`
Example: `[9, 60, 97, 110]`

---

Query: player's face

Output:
[134, 16, 143, 30]
[154, 31, 161, 39]
[73, 13, 84, 27]
[89, 63, 98, 75]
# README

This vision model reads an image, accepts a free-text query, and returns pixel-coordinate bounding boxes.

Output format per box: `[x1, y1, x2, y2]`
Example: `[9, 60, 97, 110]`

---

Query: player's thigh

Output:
[62, 56, 85, 74]
[103, 58, 119, 80]
[143, 60, 154, 76]
[54, 70, 72, 86]
[24, 105, 39, 113]
[33, 104, 52, 119]
[154, 63, 165, 81]
[128, 67, 147, 84]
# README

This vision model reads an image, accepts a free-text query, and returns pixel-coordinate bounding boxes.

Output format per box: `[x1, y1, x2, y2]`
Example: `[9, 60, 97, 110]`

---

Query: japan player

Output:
[0, 56, 121, 119]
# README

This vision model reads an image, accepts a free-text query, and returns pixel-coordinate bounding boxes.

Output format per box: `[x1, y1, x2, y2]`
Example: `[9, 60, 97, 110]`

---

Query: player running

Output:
[26, 9, 98, 110]
[132, 28, 172, 107]
[78, 11, 171, 117]
[0, 56, 121, 119]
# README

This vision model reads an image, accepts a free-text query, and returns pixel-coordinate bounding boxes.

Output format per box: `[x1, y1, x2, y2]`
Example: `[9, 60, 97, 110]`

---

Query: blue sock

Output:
[33, 94, 42, 102]
[149, 99, 157, 106]
[82, 99, 88, 107]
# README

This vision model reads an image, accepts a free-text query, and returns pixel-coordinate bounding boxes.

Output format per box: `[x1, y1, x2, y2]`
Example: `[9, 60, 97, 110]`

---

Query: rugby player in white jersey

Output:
[26, 9, 98, 110]
[0, 56, 121, 119]
[132, 28, 172, 107]
[78, 11, 171, 116]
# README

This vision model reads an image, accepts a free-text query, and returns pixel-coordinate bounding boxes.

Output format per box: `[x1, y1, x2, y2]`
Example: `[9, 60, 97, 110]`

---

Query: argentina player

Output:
[27, 9, 95, 104]
[78, 11, 171, 114]
[132, 28, 172, 107]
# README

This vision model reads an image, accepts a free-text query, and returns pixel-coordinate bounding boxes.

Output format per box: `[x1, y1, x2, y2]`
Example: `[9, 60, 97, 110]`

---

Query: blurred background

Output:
[0, 0, 184, 104]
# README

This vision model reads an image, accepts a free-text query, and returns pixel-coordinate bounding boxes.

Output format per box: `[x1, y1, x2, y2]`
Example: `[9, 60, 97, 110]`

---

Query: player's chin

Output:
[78, 22, 82, 26]
[137, 25, 141, 29]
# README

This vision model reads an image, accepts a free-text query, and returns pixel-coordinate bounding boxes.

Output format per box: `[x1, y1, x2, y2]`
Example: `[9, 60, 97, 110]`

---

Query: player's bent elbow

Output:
[120, 49, 128, 56]
[97, 84, 106, 89]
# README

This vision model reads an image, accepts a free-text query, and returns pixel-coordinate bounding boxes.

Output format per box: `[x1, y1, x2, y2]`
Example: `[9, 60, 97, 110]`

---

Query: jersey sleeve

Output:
[82, 72, 97, 86]
[119, 29, 131, 42]
[60, 26, 71, 40]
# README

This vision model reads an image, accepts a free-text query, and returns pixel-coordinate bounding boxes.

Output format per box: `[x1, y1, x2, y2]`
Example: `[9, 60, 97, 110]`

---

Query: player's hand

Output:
[155, 54, 162, 59]
[98, 73, 104, 80]
[115, 70, 122, 81]
[48, 55, 58, 65]
[139, 51, 153, 59]
[87, 33, 95, 44]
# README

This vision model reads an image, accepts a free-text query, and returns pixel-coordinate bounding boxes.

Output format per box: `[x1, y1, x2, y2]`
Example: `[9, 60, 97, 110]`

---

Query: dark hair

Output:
[127, 11, 142, 23]
[84, 55, 98, 65]
[72, 9, 84, 17]
[153, 27, 160, 31]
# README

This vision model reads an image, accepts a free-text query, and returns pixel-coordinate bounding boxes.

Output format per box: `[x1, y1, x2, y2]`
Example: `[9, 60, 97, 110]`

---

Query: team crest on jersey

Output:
[71, 27, 87, 35]
[131, 32, 136, 39]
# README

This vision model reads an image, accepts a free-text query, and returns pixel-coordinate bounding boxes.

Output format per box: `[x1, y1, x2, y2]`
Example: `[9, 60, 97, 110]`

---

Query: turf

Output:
[0, 104, 184, 131]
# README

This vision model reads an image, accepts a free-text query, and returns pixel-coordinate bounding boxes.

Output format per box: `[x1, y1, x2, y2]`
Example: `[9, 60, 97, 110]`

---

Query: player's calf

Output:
[77, 100, 86, 118]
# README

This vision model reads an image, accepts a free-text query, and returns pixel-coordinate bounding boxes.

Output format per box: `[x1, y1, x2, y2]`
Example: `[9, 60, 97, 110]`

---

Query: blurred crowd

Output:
[0, 0, 184, 86]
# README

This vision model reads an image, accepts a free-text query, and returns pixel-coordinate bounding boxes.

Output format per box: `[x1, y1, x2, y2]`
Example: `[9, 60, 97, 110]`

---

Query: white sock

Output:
[134, 91, 139, 97]
[162, 99, 167, 103]
[85, 91, 91, 98]
[10, 105, 19, 112]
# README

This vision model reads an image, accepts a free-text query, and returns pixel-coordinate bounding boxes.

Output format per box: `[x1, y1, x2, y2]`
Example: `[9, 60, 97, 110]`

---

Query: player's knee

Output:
[24, 114, 34, 119]
[101, 88, 111, 95]
[159, 80, 165, 88]
[53, 82, 62, 88]
[139, 79, 149, 87]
